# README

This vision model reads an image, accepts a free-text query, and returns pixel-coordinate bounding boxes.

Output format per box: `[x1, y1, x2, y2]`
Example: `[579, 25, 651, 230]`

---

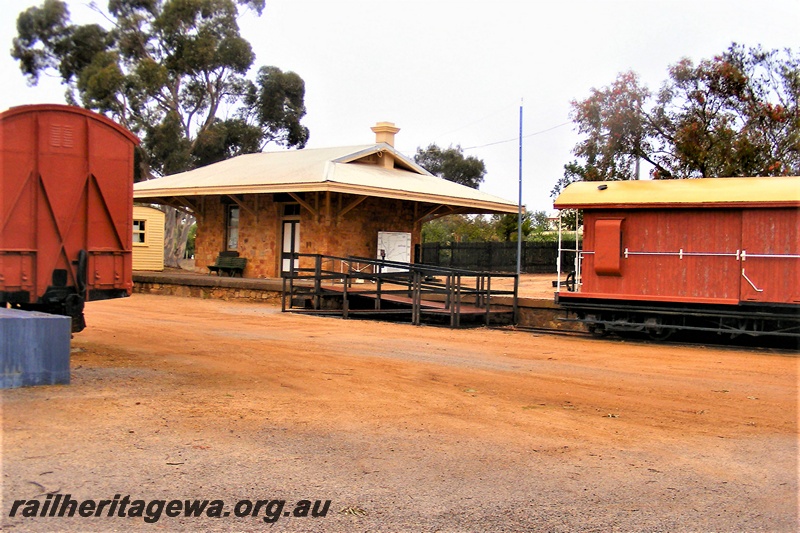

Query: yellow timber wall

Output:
[132, 206, 165, 271]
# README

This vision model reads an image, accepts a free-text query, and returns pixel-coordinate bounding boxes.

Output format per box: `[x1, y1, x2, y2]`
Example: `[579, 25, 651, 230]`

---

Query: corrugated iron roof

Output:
[554, 176, 800, 209]
[133, 144, 518, 213]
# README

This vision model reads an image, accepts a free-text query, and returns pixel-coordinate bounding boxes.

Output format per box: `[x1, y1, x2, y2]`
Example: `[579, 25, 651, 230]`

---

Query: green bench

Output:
[208, 255, 247, 277]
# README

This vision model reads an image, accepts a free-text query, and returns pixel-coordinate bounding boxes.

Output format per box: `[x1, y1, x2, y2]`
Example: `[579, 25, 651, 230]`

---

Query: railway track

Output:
[500, 325, 593, 338]
[497, 324, 799, 354]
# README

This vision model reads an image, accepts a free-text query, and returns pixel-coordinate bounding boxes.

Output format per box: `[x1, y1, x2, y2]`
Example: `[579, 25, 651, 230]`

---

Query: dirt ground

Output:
[2, 294, 797, 532]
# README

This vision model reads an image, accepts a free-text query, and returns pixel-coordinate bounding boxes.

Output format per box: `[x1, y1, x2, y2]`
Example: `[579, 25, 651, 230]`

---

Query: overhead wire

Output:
[396, 112, 572, 158]
[462, 121, 572, 151]
[430, 102, 520, 140]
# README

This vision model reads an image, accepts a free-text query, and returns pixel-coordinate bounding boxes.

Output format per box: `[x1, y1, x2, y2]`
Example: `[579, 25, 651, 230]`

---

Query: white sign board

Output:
[377, 231, 412, 273]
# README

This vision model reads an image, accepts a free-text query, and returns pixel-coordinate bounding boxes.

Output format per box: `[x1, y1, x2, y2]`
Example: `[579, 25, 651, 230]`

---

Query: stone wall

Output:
[194, 197, 225, 273]
[194, 193, 421, 279]
[303, 195, 420, 259]
[134, 280, 282, 304]
[133, 271, 286, 304]
[195, 194, 282, 278]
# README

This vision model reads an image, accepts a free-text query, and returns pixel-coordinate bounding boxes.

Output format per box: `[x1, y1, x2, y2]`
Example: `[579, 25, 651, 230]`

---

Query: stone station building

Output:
[133, 123, 518, 278]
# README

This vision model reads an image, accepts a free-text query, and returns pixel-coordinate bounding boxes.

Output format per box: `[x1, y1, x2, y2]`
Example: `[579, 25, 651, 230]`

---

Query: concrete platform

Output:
[134, 270, 289, 291]
[133, 270, 581, 331]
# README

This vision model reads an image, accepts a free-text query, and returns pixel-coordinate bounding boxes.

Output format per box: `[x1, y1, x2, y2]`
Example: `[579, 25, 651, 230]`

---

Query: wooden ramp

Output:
[282, 254, 518, 328]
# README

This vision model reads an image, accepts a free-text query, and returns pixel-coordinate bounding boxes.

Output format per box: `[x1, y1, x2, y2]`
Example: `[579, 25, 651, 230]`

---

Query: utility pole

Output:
[514, 99, 523, 324]
[516, 100, 523, 277]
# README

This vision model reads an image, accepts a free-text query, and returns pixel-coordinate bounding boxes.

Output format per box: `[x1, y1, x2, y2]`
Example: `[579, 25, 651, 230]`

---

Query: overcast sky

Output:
[2, 0, 798, 213]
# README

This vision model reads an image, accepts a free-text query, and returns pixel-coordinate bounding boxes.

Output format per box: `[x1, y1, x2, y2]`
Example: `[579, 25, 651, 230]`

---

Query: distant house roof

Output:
[553, 176, 800, 209]
[134, 143, 518, 214]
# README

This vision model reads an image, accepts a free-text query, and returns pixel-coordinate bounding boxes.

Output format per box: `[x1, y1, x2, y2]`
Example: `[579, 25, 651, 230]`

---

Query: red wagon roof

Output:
[0, 104, 140, 145]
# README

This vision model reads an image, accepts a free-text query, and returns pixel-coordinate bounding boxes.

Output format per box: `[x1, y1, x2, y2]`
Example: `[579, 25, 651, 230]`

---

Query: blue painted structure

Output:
[1, 308, 71, 388]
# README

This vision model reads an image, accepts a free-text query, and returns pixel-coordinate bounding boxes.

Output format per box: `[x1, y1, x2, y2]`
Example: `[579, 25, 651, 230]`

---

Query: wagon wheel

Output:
[731, 317, 763, 338]
[65, 293, 86, 333]
[564, 271, 577, 292]
[587, 322, 608, 337]
[645, 317, 673, 341]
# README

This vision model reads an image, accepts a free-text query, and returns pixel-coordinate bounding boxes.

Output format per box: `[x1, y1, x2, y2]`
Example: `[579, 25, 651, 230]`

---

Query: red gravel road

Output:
[2, 294, 797, 532]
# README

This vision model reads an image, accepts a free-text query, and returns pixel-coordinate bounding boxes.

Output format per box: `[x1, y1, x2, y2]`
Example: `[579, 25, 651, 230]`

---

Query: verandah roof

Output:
[133, 144, 519, 214]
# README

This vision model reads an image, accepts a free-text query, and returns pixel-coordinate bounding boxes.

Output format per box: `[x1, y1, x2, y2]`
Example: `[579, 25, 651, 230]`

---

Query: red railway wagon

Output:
[553, 177, 800, 340]
[1, 104, 139, 331]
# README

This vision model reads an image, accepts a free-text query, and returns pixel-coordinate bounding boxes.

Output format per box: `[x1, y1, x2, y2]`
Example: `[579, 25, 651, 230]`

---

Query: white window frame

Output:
[133, 219, 147, 246]
[227, 205, 240, 251]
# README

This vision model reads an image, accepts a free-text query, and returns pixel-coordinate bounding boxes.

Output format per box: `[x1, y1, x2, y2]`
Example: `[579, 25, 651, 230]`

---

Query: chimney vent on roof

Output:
[371, 122, 400, 147]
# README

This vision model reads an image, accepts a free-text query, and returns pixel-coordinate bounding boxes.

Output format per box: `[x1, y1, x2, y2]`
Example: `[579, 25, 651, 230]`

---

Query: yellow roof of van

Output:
[553, 176, 800, 209]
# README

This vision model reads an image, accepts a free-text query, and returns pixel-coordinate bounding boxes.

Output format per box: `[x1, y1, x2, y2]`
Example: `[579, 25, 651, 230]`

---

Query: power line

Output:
[431, 102, 519, 140]
[462, 121, 572, 151]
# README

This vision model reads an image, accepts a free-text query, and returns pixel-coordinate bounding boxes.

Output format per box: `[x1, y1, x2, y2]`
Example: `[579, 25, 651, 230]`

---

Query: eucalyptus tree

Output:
[554, 44, 799, 197]
[12, 0, 310, 265]
[414, 143, 486, 189]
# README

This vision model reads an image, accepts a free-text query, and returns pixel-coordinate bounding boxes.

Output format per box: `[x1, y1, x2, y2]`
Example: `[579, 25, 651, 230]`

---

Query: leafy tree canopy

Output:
[422, 210, 554, 244]
[414, 143, 486, 189]
[422, 215, 495, 244]
[492, 213, 533, 243]
[553, 43, 799, 197]
[12, 0, 310, 178]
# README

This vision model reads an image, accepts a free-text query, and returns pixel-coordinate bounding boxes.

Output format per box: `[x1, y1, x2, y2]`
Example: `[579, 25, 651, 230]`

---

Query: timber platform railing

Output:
[281, 254, 519, 327]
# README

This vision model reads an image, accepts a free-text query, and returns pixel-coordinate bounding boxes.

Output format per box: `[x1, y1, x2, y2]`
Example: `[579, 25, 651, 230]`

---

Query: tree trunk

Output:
[163, 206, 195, 268]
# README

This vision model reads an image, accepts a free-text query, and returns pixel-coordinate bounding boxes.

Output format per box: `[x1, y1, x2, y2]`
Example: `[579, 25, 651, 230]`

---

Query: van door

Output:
[739, 208, 800, 304]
